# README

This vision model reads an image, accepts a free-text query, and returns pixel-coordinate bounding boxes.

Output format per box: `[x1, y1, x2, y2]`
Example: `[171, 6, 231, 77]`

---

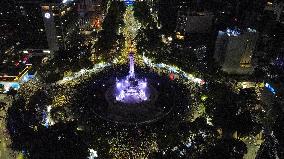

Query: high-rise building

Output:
[78, 0, 102, 14]
[41, 0, 78, 52]
[176, 11, 213, 34]
[0, 0, 19, 54]
[214, 28, 258, 74]
[264, 0, 284, 23]
[77, 0, 104, 31]
[234, 0, 266, 28]
[18, 0, 48, 49]
[0, 0, 48, 54]
[175, 0, 216, 34]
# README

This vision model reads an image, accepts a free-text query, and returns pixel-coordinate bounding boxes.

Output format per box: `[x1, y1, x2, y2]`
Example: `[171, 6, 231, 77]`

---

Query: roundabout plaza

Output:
[72, 51, 194, 125]
[7, 51, 206, 158]
[53, 45, 205, 125]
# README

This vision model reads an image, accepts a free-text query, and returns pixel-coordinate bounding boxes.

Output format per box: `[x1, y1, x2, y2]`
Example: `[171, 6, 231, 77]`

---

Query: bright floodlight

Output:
[62, 0, 68, 3]
[116, 82, 122, 88]
[44, 12, 51, 19]
[88, 149, 98, 159]
[42, 105, 54, 128]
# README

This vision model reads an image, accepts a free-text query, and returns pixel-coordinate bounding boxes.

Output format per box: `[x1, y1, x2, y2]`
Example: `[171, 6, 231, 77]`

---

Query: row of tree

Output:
[95, 1, 126, 61]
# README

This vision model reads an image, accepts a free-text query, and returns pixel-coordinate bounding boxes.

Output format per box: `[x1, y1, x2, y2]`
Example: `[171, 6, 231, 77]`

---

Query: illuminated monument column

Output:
[115, 52, 148, 103]
[129, 52, 135, 77]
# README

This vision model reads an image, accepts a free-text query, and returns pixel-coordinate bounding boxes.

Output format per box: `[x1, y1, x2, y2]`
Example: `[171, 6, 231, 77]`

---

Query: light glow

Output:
[44, 12, 51, 19]
[115, 52, 148, 103]
[142, 56, 205, 85]
[88, 149, 98, 159]
[265, 83, 276, 94]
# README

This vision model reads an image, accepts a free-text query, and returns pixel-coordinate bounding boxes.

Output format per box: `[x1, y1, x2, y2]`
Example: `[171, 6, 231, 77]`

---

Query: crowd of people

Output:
[6, 61, 210, 158]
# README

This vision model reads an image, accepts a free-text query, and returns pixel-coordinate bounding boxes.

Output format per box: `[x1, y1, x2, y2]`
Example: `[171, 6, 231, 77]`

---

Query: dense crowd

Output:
[6, 63, 210, 158]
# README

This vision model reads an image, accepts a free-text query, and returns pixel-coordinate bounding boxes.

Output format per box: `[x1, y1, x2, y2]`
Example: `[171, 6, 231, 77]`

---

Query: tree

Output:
[256, 136, 282, 159]
[133, 1, 152, 25]
[95, 1, 125, 59]
[205, 82, 262, 137]
[157, 0, 179, 34]
[272, 104, 284, 150]
[7, 92, 89, 159]
[7, 88, 17, 99]
[136, 24, 163, 55]
[202, 138, 247, 159]
[28, 122, 89, 159]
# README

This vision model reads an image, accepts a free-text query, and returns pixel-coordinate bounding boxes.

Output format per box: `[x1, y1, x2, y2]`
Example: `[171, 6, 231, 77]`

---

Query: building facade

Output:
[265, 1, 284, 22]
[176, 11, 213, 34]
[0, 0, 48, 55]
[77, 0, 104, 31]
[214, 28, 258, 74]
[41, 0, 78, 52]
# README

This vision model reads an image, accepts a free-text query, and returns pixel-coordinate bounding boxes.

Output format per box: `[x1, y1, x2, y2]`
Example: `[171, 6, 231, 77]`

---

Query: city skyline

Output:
[0, 0, 283, 159]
